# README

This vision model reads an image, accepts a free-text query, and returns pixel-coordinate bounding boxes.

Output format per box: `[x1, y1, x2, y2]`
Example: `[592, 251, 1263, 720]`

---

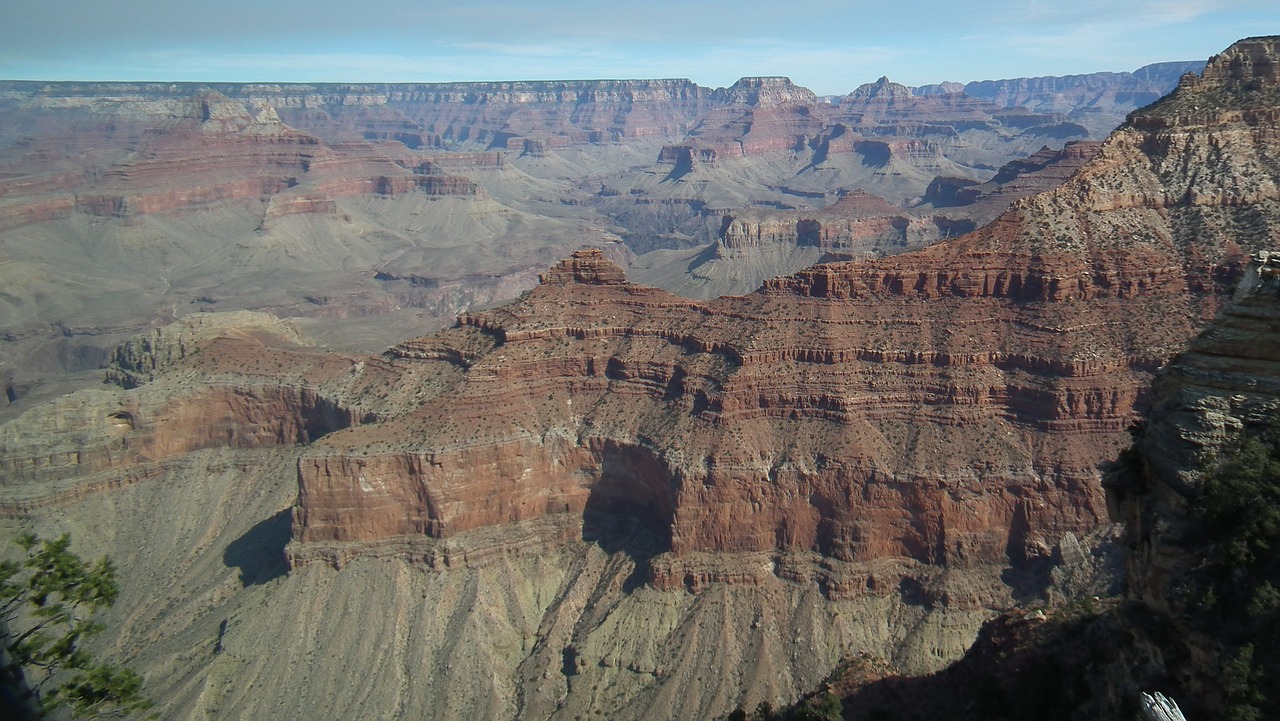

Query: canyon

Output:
[0, 38, 1276, 721]
[0, 62, 1195, 405]
[809, 246, 1280, 721]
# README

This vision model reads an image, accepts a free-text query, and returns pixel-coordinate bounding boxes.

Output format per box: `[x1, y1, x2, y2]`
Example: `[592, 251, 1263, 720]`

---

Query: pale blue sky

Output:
[4, 1, 1278, 93]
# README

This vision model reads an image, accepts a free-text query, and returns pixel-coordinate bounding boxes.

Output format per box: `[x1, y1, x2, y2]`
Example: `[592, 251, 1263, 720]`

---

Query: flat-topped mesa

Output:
[3, 78, 714, 106]
[985, 142, 1102, 184]
[304, 78, 714, 105]
[714, 76, 818, 106]
[717, 189, 927, 257]
[924, 142, 1103, 209]
[537, 248, 629, 285]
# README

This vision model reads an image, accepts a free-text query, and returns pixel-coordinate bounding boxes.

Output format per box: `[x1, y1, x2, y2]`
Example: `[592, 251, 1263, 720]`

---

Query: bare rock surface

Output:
[0, 64, 1193, 397]
[0, 43, 1262, 721]
[632, 142, 1105, 298]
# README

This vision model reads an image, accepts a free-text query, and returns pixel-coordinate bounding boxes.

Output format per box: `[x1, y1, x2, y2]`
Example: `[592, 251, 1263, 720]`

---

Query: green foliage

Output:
[1197, 428, 1280, 570]
[0, 533, 152, 719]
[1189, 422, 1280, 719]
[1222, 645, 1264, 721]
[789, 692, 842, 721]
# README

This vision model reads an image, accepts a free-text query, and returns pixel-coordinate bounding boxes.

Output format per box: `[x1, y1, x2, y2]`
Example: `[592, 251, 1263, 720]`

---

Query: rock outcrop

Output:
[0, 312, 357, 511]
[715, 142, 1104, 263]
[0, 41, 1270, 721]
[806, 249, 1280, 721]
[1099, 250, 1280, 718]
[289, 39, 1280, 596]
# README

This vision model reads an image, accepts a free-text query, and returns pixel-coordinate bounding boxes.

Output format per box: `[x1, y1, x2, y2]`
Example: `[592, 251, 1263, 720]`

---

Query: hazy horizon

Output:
[5, 1, 1278, 95]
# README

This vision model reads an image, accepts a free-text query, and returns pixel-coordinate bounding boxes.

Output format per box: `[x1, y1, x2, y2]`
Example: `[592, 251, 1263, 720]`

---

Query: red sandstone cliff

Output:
[285, 39, 1280, 603]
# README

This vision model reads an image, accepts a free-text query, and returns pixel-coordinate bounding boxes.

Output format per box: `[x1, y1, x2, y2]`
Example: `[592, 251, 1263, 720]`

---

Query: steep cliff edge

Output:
[1109, 250, 1280, 718]
[0, 39, 1275, 721]
[804, 252, 1280, 721]
[294, 246, 1123, 582]
[0, 310, 1032, 719]
[293, 38, 1280, 589]
[765, 39, 1280, 718]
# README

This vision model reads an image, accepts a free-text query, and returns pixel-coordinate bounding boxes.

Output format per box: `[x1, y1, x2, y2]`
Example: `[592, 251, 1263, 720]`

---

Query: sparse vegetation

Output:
[729, 692, 841, 721]
[1, 533, 153, 720]
[1186, 421, 1280, 720]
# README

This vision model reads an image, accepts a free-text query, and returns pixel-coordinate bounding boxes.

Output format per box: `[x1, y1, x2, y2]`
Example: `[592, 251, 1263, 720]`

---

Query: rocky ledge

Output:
[283, 41, 1279, 613]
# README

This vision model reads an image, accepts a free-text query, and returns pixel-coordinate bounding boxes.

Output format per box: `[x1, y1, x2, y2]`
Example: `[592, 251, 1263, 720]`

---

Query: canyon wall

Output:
[0, 63, 1195, 394]
[0, 40, 1272, 721]
[285, 39, 1280, 604]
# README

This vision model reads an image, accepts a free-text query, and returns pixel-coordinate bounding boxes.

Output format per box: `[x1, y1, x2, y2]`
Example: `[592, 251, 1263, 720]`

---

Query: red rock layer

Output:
[290, 40, 1280, 590]
[0, 92, 486, 228]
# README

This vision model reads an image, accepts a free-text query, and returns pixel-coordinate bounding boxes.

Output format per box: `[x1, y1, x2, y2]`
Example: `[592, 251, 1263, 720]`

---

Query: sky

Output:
[4, 1, 1279, 95]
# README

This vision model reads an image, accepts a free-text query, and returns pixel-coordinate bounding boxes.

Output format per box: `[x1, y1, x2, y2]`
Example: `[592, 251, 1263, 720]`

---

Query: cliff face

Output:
[716, 142, 1103, 261]
[0, 67, 1196, 393]
[0, 78, 720, 154]
[0, 42, 1275, 721]
[815, 40, 1280, 721]
[815, 253, 1280, 721]
[1100, 251, 1280, 717]
[292, 240, 1127, 585]
[961, 60, 1206, 136]
[291, 39, 1280, 590]
[0, 309, 1010, 719]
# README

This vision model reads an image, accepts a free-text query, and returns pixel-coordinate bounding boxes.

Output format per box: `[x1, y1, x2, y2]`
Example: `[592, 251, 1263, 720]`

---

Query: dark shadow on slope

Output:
[662, 148, 694, 182]
[683, 242, 720, 274]
[582, 509, 669, 593]
[223, 508, 292, 587]
[1001, 501, 1055, 603]
[814, 605, 1166, 721]
[1001, 563, 1054, 605]
[855, 141, 890, 168]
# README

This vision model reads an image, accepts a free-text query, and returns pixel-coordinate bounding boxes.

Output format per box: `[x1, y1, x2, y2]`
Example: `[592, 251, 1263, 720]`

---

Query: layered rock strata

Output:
[1101, 251, 1280, 716]
[0, 65, 1193, 392]
[814, 252, 1280, 721]
[717, 142, 1103, 261]
[0, 38, 1272, 721]
[291, 39, 1280, 599]
[0, 313, 355, 502]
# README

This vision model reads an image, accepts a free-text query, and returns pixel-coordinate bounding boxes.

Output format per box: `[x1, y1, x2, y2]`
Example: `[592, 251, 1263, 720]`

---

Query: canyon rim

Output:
[1, 36, 1279, 721]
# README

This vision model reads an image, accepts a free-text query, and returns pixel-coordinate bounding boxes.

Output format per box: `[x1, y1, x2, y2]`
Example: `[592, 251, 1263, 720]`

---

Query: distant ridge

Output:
[0, 61, 1205, 103]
